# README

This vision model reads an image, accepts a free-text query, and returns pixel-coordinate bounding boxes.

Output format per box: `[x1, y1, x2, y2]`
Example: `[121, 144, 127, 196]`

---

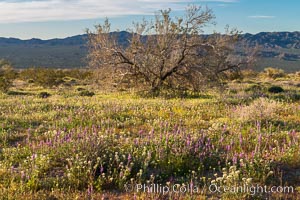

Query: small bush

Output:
[0, 77, 11, 92]
[263, 67, 286, 79]
[6, 91, 31, 96]
[19, 68, 64, 88]
[290, 93, 300, 101]
[79, 90, 95, 97]
[28, 79, 34, 84]
[245, 84, 263, 92]
[234, 97, 283, 122]
[241, 69, 259, 79]
[19, 68, 92, 88]
[268, 85, 284, 93]
[38, 91, 51, 98]
[226, 70, 242, 81]
[0, 60, 17, 92]
[76, 87, 86, 91]
[64, 69, 92, 80]
[228, 89, 238, 94]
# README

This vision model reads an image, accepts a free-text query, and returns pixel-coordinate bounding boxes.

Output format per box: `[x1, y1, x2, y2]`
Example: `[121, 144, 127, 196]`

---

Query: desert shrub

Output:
[79, 90, 95, 97]
[245, 84, 264, 92]
[19, 68, 64, 88]
[38, 91, 51, 98]
[263, 67, 286, 79]
[234, 97, 283, 122]
[62, 77, 79, 87]
[76, 87, 86, 91]
[0, 77, 11, 92]
[291, 93, 300, 101]
[226, 70, 243, 81]
[241, 69, 259, 79]
[19, 68, 92, 87]
[28, 79, 34, 84]
[243, 84, 267, 100]
[228, 89, 238, 94]
[6, 91, 31, 96]
[62, 76, 73, 82]
[272, 91, 300, 102]
[268, 85, 284, 93]
[64, 69, 92, 80]
[0, 60, 17, 92]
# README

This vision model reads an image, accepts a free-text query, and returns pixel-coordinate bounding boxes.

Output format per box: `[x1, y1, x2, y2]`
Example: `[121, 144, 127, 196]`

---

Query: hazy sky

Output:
[0, 0, 299, 39]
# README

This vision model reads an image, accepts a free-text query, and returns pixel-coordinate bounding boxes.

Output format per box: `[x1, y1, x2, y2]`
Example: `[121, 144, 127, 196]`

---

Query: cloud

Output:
[199, 0, 238, 2]
[140, 0, 238, 2]
[248, 15, 275, 19]
[0, 0, 238, 23]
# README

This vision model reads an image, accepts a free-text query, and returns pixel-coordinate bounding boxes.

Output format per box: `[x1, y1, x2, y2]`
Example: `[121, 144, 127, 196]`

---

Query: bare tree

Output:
[87, 5, 253, 94]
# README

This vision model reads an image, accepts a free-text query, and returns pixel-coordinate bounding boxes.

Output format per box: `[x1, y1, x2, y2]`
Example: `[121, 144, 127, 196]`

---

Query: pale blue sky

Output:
[0, 0, 299, 39]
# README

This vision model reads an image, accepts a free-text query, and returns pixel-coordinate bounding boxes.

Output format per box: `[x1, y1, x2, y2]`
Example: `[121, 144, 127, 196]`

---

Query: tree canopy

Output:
[87, 5, 254, 95]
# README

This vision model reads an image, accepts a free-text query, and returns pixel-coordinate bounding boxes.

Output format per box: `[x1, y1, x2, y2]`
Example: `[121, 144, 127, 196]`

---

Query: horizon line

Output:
[1, 30, 300, 40]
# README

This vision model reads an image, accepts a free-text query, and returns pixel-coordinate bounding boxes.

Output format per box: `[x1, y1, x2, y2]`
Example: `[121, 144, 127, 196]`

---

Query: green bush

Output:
[6, 91, 31, 96]
[19, 68, 92, 88]
[0, 77, 11, 92]
[76, 87, 86, 91]
[63, 69, 92, 80]
[228, 89, 238, 94]
[38, 91, 51, 98]
[268, 85, 284, 93]
[0, 60, 17, 92]
[28, 79, 34, 84]
[245, 84, 263, 92]
[79, 90, 95, 97]
[19, 68, 64, 88]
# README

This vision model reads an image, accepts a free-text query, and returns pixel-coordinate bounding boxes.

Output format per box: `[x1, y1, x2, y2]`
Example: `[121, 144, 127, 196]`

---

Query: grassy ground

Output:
[0, 74, 299, 199]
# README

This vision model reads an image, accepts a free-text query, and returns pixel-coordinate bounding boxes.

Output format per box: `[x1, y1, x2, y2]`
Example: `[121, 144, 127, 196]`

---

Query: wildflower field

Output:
[0, 73, 300, 199]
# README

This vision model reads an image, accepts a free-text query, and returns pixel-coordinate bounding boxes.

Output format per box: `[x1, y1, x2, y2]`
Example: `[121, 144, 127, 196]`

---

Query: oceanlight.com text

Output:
[124, 183, 294, 196]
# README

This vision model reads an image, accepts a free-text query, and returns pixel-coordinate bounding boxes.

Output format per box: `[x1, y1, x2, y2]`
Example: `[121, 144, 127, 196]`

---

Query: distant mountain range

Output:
[0, 31, 300, 71]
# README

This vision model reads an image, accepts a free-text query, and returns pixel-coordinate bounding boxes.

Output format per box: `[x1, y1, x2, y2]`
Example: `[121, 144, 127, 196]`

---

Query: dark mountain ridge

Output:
[0, 34, 87, 46]
[1, 31, 299, 47]
[242, 31, 300, 49]
[0, 31, 299, 71]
